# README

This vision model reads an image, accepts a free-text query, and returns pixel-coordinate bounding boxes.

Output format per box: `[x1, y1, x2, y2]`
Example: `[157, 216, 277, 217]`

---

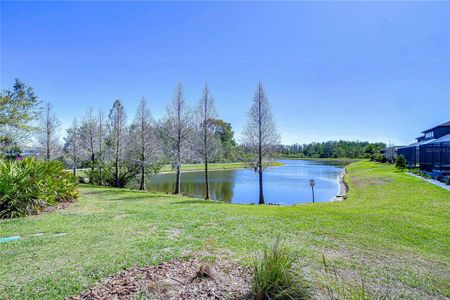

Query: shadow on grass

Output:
[99, 193, 176, 202]
[80, 185, 177, 201]
[168, 200, 226, 205]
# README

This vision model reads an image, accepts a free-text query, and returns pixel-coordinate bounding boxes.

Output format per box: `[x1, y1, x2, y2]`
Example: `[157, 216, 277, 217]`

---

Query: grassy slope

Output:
[1, 161, 449, 299]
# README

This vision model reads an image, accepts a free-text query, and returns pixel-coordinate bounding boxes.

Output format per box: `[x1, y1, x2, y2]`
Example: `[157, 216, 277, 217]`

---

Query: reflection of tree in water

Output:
[146, 171, 236, 202]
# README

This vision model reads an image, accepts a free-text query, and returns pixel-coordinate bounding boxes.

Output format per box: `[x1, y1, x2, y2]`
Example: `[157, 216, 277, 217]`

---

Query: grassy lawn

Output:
[1, 161, 449, 299]
[158, 161, 284, 173]
[75, 161, 284, 178]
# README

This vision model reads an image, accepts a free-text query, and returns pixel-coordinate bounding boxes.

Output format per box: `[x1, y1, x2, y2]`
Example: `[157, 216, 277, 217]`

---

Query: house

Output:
[21, 147, 40, 157]
[396, 121, 450, 175]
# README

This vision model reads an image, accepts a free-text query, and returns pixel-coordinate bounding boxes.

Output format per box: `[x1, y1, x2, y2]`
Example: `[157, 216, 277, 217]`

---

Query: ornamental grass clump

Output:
[252, 240, 311, 300]
[0, 157, 78, 218]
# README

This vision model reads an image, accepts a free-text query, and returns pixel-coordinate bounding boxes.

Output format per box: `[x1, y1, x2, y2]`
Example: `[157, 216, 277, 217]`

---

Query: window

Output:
[425, 131, 434, 139]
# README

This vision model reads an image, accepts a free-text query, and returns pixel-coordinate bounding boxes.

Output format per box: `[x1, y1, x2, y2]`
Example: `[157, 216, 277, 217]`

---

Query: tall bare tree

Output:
[242, 82, 280, 204]
[130, 97, 161, 190]
[38, 102, 61, 160]
[162, 83, 193, 194]
[98, 111, 105, 185]
[79, 108, 98, 172]
[107, 100, 127, 187]
[196, 83, 220, 200]
[64, 118, 80, 176]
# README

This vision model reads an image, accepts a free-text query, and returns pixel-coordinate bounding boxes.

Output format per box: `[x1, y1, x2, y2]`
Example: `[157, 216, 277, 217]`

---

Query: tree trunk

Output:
[46, 134, 50, 161]
[139, 164, 145, 190]
[205, 159, 209, 200]
[204, 119, 209, 200]
[114, 126, 120, 187]
[73, 159, 76, 176]
[99, 147, 103, 186]
[91, 152, 95, 169]
[258, 84, 265, 205]
[115, 154, 119, 187]
[174, 116, 182, 194]
[258, 167, 264, 204]
[174, 165, 181, 194]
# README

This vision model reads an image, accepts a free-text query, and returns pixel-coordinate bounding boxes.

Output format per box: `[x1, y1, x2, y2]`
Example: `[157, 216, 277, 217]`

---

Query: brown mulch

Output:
[68, 257, 253, 300]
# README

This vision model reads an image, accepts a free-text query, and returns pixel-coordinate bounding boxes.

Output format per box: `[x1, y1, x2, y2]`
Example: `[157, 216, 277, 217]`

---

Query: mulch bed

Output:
[68, 257, 253, 300]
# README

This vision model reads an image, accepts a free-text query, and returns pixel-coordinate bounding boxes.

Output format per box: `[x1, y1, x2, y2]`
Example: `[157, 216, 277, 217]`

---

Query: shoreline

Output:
[332, 168, 348, 202]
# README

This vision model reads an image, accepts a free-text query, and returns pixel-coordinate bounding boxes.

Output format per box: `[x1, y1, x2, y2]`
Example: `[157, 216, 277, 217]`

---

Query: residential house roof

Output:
[422, 120, 450, 133]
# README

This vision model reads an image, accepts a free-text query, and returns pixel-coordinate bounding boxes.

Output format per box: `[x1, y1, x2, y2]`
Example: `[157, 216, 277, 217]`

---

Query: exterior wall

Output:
[433, 127, 450, 139]
[420, 142, 450, 174]
[398, 146, 418, 168]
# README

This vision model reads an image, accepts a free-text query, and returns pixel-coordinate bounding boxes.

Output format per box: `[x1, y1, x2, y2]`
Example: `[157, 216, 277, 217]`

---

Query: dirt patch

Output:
[350, 176, 394, 188]
[69, 257, 252, 300]
[39, 200, 74, 215]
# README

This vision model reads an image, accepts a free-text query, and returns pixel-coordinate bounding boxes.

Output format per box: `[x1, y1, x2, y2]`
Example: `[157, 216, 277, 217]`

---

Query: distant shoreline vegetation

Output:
[275, 141, 386, 160]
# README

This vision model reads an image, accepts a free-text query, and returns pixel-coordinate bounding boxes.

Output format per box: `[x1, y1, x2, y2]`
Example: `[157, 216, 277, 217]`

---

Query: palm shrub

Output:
[252, 239, 311, 300]
[0, 157, 78, 218]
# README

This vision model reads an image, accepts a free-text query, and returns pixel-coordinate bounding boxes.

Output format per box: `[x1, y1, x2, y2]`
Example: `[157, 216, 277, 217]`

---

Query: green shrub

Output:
[252, 240, 311, 300]
[0, 157, 78, 218]
[85, 163, 138, 187]
[410, 168, 420, 175]
[444, 176, 450, 185]
[395, 155, 407, 171]
[439, 176, 450, 185]
[421, 172, 432, 179]
[370, 153, 383, 162]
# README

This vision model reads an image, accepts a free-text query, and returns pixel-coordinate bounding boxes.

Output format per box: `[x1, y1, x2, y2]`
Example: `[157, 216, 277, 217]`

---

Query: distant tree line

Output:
[276, 141, 387, 159]
[1, 79, 280, 204]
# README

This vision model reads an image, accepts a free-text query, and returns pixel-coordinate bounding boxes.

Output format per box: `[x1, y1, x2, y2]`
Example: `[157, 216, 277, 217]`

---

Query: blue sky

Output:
[1, 1, 449, 145]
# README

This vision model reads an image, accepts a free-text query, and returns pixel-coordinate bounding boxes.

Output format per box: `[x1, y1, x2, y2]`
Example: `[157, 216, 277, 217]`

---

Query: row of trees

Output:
[277, 141, 387, 159]
[1, 79, 393, 204]
[1, 79, 279, 204]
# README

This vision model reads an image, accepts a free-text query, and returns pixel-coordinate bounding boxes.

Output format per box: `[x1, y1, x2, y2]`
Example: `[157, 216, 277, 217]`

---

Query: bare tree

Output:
[384, 141, 397, 164]
[162, 83, 193, 194]
[196, 83, 220, 200]
[98, 111, 105, 185]
[64, 118, 80, 176]
[107, 100, 127, 187]
[242, 82, 280, 204]
[37, 102, 61, 160]
[130, 97, 161, 190]
[79, 108, 98, 172]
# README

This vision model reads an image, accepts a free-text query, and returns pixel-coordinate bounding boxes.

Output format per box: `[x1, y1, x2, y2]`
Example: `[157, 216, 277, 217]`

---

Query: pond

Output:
[146, 159, 347, 205]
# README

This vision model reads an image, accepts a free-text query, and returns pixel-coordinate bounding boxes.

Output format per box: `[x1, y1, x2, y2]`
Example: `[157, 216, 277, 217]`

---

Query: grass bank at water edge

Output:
[159, 161, 284, 173]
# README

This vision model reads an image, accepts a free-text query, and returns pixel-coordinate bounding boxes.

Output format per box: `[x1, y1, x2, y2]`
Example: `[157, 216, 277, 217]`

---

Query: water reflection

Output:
[148, 171, 236, 202]
[146, 160, 347, 205]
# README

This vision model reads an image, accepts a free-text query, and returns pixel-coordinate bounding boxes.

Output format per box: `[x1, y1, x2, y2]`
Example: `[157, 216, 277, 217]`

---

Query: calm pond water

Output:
[146, 160, 347, 205]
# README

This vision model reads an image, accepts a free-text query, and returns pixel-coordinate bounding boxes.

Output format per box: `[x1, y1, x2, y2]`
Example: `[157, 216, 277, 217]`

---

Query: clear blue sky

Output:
[1, 1, 449, 145]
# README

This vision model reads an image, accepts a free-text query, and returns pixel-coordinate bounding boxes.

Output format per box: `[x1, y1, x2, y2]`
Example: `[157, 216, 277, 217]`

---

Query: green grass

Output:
[74, 161, 284, 178]
[1, 161, 449, 299]
[159, 161, 284, 173]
